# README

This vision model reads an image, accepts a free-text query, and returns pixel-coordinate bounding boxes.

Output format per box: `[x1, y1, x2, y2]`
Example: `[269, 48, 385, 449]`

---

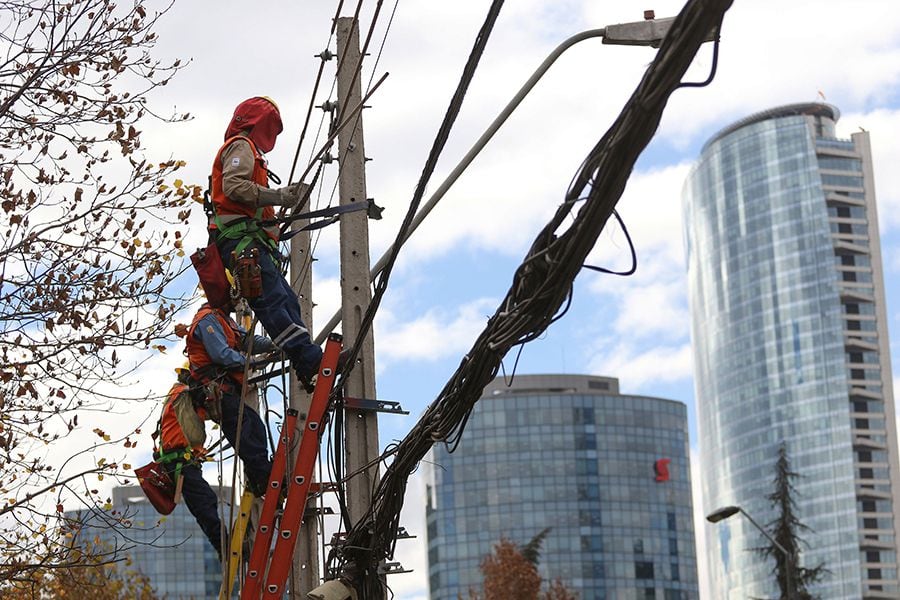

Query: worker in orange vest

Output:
[184, 302, 275, 497]
[154, 367, 222, 557]
[206, 96, 324, 390]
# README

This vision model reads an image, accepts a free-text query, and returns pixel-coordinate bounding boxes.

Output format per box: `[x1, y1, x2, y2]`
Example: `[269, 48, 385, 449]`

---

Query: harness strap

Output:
[156, 447, 193, 487]
[212, 208, 277, 257]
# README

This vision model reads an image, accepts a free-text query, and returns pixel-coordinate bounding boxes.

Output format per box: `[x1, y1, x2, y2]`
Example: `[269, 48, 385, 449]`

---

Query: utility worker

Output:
[207, 96, 324, 388]
[154, 367, 222, 558]
[184, 301, 276, 498]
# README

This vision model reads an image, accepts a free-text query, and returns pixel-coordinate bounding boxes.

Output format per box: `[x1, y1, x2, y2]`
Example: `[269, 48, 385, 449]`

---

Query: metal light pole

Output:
[707, 505, 797, 600]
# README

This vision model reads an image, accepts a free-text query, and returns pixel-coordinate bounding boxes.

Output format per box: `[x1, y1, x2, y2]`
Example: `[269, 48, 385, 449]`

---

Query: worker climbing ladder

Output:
[234, 333, 343, 600]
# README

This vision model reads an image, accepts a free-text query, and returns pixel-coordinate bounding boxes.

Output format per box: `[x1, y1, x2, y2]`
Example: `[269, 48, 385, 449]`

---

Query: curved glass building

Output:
[683, 103, 900, 598]
[425, 374, 698, 600]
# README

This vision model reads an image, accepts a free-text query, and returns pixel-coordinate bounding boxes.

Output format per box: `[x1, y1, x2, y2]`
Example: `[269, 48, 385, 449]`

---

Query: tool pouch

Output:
[190, 243, 231, 308]
[202, 380, 224, 424]
[233, 247, 262, 299]
[135, 461, 176, 515]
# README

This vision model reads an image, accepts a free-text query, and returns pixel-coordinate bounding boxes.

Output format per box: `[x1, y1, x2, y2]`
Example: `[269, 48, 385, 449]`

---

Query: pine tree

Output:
[754, 442, 828, 600]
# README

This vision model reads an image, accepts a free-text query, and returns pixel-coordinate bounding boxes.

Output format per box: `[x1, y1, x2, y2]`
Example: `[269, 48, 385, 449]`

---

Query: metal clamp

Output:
[343, 397, 408, 415]
[377, 560, 412, 575]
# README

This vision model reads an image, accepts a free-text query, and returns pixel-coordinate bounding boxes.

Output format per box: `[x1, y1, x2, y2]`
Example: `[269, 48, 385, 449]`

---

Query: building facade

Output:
[69, 485, 231, 599]
[425, 374, 698, 600]
[683, 103, 900, 598]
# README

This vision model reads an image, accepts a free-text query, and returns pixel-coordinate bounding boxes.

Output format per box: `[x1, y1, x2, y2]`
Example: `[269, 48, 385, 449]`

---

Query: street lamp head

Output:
[706, 505, 741, 523]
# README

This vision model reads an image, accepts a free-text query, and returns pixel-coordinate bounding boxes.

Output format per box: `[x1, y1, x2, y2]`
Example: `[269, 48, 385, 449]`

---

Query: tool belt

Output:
[189, 365, 242, 423]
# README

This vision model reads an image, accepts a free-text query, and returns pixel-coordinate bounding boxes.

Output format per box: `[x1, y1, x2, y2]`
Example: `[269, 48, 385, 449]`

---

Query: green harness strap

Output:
[156, 447, 193, 487]
[213, 209, 278, 257]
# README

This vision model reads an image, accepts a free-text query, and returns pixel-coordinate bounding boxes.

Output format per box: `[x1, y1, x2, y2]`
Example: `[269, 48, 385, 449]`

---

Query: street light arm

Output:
[313, 19, 679, 344]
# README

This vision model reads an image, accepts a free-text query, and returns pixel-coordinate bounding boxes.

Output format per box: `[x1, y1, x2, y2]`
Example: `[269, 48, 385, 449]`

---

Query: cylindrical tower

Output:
[425, 374, 698, 600]
[683, 103, 900, 599]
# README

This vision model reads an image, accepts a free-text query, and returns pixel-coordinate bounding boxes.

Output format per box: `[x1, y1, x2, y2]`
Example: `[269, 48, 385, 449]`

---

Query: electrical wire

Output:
[581, 210, 637, 276]
[323, 0, 509, 592]
[287, 0, 347, 185]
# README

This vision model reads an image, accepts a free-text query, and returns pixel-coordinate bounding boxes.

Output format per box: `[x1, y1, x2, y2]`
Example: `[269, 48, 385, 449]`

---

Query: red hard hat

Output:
[225, 96, 283, 153]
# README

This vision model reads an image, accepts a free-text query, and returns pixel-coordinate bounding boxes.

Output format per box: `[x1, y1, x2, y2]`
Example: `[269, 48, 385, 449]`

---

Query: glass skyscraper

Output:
[683, 103, 900, 598]
[68, 485, 232, 599]
[425, 374, 698, 600]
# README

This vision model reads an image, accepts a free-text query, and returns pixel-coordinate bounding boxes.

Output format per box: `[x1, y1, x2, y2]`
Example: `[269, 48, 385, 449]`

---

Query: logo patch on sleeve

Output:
[231, 157, 241, 167]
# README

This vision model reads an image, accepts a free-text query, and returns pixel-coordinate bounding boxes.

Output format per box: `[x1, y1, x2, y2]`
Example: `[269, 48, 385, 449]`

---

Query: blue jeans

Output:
[218, 237, 323, 378]
[164, 460, 221, 557]
[220, 387, 272, 493]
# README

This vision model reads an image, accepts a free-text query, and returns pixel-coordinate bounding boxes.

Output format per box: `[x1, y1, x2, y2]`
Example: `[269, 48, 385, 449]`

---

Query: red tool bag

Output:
[135, 461, 177, 515]
[190, 243, 231, 308]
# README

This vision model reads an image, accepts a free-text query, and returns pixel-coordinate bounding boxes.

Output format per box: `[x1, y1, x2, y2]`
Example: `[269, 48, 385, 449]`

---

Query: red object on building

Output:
[655, 458, 671, 482]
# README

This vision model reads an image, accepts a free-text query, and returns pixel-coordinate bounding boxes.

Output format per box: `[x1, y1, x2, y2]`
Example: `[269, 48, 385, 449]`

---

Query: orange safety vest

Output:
[209, 135, 278, 241]
[159, 383, 207, 452]
[186, 305, 245, 384]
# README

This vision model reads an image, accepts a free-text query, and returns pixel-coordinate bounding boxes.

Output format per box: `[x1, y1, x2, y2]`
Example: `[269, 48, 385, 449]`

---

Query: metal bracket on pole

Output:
[309, 482, 340, 495]
[395, 527, 416, 540]
[343, 397, 409, 415]
[304, 506, 335, 518]
[367, 198, 384, 220]
[377, 560, 412, 575]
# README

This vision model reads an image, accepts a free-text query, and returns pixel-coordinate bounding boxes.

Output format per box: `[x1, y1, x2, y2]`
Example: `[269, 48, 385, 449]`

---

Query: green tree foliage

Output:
[754, 442, 828, 600]
[0, 0, 197, 585]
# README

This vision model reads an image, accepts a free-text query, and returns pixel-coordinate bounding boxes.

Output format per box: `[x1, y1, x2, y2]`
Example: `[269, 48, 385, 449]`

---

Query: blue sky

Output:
[54, 1, 900, 598]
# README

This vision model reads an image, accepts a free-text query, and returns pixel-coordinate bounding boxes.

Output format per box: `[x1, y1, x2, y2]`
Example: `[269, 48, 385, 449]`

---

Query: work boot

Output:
[296, 348, 354, 393]
[247, 478, 267, 499]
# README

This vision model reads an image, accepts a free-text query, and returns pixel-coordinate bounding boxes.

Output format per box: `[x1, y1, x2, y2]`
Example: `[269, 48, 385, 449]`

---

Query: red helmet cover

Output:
[225, 97, 283, 153]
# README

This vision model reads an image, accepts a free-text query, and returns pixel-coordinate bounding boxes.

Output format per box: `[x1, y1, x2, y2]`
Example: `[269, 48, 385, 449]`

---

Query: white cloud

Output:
[580, 164, 694, 345]
[587, 341, 693, 390]
[375, 298, 497, 367]
[608, 281, 691, 340]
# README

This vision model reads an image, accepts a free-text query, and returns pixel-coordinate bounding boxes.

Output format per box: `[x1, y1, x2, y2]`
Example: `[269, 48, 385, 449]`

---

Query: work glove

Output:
[257, 182, 307, 207]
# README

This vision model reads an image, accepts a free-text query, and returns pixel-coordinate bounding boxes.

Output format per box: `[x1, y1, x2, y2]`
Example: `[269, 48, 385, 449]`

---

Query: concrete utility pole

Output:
[289, 222, 318, 596]
[335, 14, 381, 581]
